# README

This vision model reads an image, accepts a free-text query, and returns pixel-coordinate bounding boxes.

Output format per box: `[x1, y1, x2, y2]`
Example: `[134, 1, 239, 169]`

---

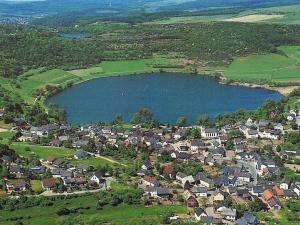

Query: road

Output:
[88, 153, 128, 167]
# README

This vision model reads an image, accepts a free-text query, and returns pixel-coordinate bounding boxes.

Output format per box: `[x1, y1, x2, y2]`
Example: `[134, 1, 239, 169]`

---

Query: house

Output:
[250, 185, 264, 197]
[200, 177, 214, 189]
[201, 128, 219, 139]
[291, 183, 300, 196]
[200, 216, 222, 225]
[140, 176, 159, 188]
[0, 155, 11, 165]
[262, 189, 281, 210]
[176, 172, 187, 183]
[235, 212, 259, 225]
[29, 166, 46, 176]
[236, 172, 251, 185]
[47, 156, 56, 164]
[90, 171, 105, 185]
[191, 186, 208, 197]
[9, 164, 23, 178]
[145, 187, 171, 199]
[283, 189, 297, 199]
[42, 178, 57, 191]
[267, 197, 281, 210]
[74, 149, 88, 159]
[0, 109, 4, 118]
[280, 179, 290, 190]
[181, 175, 195, 189]
[194, 207, 207, 221]
[6, 179, 26, 194]
[52, 169, 73, 179]
[19, 132, 36, 142]
[163, 164, 174, 179]
[246, 129, 258, 139]
[221, 208, 236, 221]
[213, 191, 225, 202]
[190, 139, 205, 152]
[212, 147, 225, 158]
[273, 185, 284, 197]
[183, 190, 199, 208]
[141, 160, 152, 171]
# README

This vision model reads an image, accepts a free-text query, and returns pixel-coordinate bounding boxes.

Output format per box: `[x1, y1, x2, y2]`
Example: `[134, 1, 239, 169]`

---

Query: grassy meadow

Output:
[0, 55, 181, 107]
[0, 194, 187, 225]
[0, 131, 15, 140]
[71, 157, 115, 168]
[7, 142, 75, 160]
[224, 45, 300, 83]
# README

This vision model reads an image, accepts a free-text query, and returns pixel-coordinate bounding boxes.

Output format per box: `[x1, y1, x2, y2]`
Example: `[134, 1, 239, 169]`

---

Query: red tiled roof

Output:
[262, 189, 274, 201]
[273, 185, 284, 196]
[163, 164, 174, 175]
[42, 178, 57, 187]
[143, 176, 157, 184]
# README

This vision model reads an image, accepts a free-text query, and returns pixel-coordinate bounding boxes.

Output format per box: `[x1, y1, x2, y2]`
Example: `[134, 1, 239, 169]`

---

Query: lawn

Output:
[0, 193, 187, 225]
[7, 142, 75, 160]
[0, 120, 11, 129]
[0, 131, 15, 140]
[256, 203, 300, 225]
[30, 180, 42, 193]
[224, 45, 300, 83]
[286, 97, 300, 110]
[71, 157, 115, 168]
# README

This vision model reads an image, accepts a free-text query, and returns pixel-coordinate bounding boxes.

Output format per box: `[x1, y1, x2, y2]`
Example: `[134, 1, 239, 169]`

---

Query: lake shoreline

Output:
[66, 67, 295, 97]
[219, 81, 299, 96]
[47, 72, 283, 124]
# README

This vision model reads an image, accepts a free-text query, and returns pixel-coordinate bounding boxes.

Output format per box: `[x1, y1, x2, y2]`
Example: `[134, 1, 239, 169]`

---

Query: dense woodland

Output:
[1, 21, 300, 78]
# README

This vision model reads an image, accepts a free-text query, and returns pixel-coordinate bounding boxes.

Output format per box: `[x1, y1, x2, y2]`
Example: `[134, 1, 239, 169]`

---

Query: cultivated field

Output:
[147, 4, 300, 25]
[224, 45, 300, 83]
[223, 14, 283, 23]
[0, 195, 187, 225]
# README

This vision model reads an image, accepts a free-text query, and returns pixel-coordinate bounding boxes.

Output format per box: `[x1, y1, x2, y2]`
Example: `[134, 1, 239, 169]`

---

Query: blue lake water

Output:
[47, 73, 282, 124]
[60, 32, 91, 39]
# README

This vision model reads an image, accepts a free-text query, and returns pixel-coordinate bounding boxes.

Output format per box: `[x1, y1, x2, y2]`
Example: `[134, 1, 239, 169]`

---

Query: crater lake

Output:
[47, 73, 283, 124]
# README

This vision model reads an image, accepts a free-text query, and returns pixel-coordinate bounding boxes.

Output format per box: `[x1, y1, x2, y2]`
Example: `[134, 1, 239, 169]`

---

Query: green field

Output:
[147, 4, 300, 25]
[5, 142, 75, 159]
[253, 4, 300, 24]
[0, 55, 179, 107]
[287, 97, 300, 109]
[0, 131, 14, 139]
[0, 194, 187, 225]
[71, 157, 115, 168]
[224, 45, 300, 83]
[68, 55, 178, 79]
[1, 141, 117, 167]
[20, 69, 80, 96]
[256, 204, 300, 225]
[0, 120, 11, 129]
[30, 180, 43, 193]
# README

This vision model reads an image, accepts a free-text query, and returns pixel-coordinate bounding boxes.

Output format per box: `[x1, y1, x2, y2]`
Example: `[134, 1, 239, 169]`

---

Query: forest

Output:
[1, 21, 300, 78]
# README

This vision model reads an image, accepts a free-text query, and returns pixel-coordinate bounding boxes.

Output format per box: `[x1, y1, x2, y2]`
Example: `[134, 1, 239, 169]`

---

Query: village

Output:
[0, 108, 300, 225]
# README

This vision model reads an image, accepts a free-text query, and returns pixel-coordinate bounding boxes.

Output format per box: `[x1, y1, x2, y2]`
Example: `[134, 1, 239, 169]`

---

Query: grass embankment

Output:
[224, 45, 300, 84]
[0, 194, 187, 225]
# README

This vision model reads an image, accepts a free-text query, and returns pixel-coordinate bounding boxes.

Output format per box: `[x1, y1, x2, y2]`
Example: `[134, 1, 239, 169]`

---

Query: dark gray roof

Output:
[195, 207, 206, 216]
